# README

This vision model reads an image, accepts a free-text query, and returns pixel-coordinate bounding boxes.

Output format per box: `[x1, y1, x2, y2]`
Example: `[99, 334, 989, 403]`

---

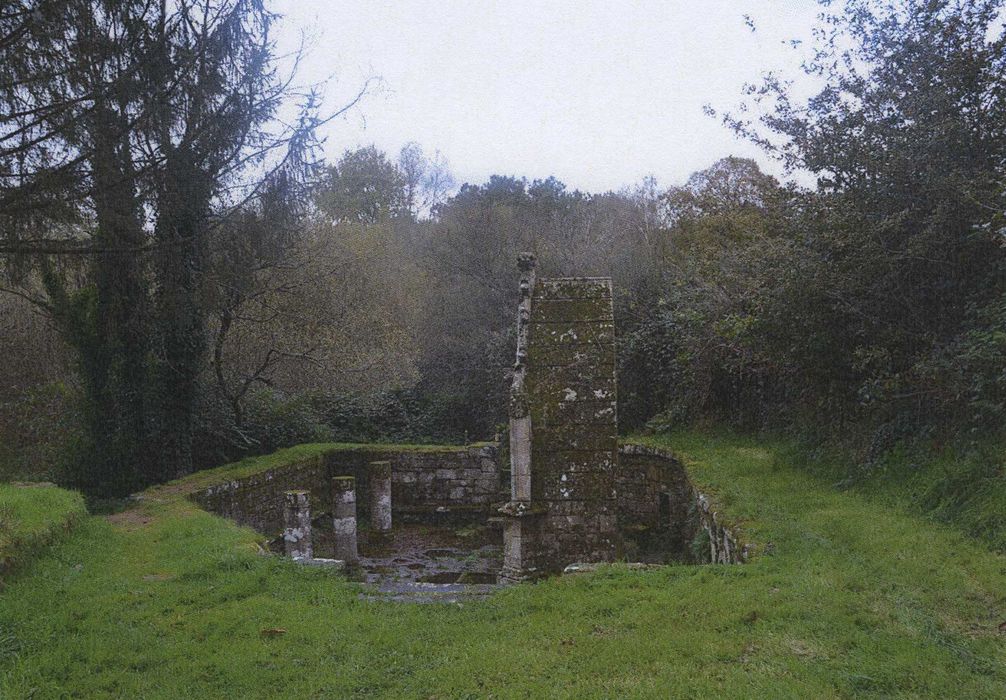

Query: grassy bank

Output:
[780, 435, 1006, 553]
[0, 483, 86, 580]
[1, 432, 1004, 698]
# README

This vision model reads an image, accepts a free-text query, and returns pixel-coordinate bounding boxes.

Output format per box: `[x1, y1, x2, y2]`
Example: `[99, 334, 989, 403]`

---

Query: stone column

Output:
[330, 476, 359, 564]
[499, 252, 543, 583]
[368, 461, 392, 532]
[510, 252, 535, 504]
[283, 490, 312, 560]
[510, 415, 532, 501]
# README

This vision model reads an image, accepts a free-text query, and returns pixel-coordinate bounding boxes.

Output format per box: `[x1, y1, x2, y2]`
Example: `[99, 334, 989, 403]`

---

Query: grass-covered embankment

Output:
[782, 436, 1006, 553]
[1, 431, 1005, 698]
[0, 483, 86, 580]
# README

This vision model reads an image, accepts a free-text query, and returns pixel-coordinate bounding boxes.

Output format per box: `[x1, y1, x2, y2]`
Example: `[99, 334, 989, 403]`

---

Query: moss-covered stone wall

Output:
[617, 444, 749, 564]
[616, 445, 698, 562]
[191, 445, 503, 536]
[525, 277, 620, 570]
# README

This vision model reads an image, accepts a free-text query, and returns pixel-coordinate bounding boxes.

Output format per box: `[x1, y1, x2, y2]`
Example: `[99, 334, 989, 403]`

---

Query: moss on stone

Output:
[146, 441, 483, 502]
[530, 298, 613, 323]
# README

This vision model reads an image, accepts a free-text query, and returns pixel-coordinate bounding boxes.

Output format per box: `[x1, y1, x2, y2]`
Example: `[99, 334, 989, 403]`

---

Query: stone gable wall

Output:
[525, 277, 620, 569]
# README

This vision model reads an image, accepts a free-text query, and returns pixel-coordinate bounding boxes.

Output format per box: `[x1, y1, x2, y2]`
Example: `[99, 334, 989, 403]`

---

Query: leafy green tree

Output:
[618, 157, 793, 429]
[719, 0, 1006, 435]
[317, 146, 408, 224]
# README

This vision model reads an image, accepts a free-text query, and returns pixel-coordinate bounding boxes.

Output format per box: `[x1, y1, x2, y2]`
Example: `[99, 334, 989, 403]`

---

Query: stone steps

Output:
[359, 580, 502, 604]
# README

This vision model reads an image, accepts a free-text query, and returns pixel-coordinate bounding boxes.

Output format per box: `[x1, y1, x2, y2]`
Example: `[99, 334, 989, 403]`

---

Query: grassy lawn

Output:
[1, 431, 1005, 698]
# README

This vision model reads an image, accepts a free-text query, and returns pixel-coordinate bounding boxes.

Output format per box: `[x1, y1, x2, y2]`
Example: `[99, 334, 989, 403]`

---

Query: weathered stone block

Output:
[503, 270, 620, 573]
[534, 278, 612, 300]
[534, 397, 617, 425]
[532, 344, 616, 368]
[526, 321, 615, 350]
[330, 476, 358, 565]
[529, 375, 617, 405]
[532, 428, 617, 453]
[538, 471, 618, 501]
[368, 461, 392, 532]
[475, 477, 500, 492]
[530, 298, 614, 323]
[283, 490, 312, 560]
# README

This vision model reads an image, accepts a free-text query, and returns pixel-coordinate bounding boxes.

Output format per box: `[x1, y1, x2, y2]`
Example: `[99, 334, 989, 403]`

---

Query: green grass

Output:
[784, 437, 1006, 553]
[0, 483, 86, 579]
[2, 431, 1005, 698]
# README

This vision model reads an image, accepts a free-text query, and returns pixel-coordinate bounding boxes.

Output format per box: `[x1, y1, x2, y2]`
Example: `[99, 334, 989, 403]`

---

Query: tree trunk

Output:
[152, 149, 209, 481]
[48, 103, 150, 496]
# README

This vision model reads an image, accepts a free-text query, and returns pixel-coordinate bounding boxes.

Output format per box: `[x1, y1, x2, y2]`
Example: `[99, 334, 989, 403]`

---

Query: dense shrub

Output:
[0, 382, 82, 484]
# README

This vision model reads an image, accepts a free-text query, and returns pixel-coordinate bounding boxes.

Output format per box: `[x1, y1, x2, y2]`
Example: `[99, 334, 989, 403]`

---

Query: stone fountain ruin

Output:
[189, 254, 747, 601]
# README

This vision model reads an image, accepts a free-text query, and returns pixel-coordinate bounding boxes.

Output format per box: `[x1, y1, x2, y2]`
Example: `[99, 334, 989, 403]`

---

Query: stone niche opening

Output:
[189, 253, 749, 596]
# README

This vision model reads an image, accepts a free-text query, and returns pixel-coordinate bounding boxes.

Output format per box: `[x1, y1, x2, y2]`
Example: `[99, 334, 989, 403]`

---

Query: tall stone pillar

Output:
[368, 461, 392, 532]
[526, 276, 620, 569]
[331, 476, 359, 564]
[283, 490, 312, 560]
[500, 253, 545, 582]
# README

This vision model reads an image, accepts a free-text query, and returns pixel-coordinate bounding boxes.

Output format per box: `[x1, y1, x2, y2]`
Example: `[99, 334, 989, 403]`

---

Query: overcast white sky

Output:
[273, 0, 824, 193]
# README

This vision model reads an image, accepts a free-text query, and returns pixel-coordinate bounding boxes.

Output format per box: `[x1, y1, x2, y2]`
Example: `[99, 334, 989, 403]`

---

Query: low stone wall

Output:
[191, 444, 504, 536]
[694, 491, 750, 564]
[616, 444, 748, 564]
[383, 446, 502, 514]
[193, 457, 326, 535]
